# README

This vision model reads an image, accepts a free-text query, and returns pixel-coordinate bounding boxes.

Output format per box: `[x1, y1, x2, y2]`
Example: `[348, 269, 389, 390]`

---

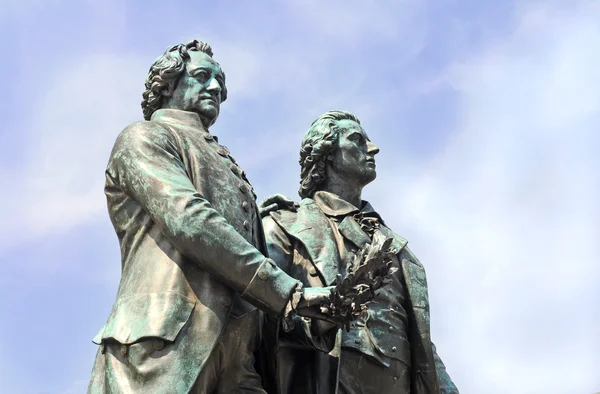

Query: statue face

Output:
[329, 119, 379, 188]
[167, 51, 225, 128]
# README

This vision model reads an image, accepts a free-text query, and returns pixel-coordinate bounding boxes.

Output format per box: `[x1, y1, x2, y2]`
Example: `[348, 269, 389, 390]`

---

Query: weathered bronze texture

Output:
[87, 40, 341, 394]
[261, 110, 459, 394]
[321, 232, 398, 331]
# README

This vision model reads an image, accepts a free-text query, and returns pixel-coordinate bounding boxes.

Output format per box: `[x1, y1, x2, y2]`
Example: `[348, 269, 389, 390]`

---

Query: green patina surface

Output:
[89, 40, 459, 394]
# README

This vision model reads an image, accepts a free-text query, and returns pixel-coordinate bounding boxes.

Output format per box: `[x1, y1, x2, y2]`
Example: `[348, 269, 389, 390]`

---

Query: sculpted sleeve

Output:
[107, 122, 299, 316]
[432, 342, 459, 394]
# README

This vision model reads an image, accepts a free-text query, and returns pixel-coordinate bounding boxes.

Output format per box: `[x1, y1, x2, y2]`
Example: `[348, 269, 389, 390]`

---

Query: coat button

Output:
[389, 326, 394, 332]
[239, 184, 249, 193]
[392, 346, 397, 352]
[120, 345, 128, 356]
[242, 201, 250, 212]
[258, 267, 269, 280]
[153, 339, 165, 351]
[308, 266, 319, 276]
[243, 220, 251, 231]
[220, 296, 232, 307]
[203, 133, 214, 141]
[230, 164, 241, 175]
[217, 146, 230, 156]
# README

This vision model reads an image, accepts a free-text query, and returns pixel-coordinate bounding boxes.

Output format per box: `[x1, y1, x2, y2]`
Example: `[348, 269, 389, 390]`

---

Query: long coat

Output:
[260, 198, 458, 394]
[88, 109, 299, 394]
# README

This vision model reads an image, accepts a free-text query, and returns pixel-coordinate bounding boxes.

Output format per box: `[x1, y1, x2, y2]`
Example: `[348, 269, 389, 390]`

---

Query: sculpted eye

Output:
[192, 70, 209, 81]
[351, 134, 365, 143]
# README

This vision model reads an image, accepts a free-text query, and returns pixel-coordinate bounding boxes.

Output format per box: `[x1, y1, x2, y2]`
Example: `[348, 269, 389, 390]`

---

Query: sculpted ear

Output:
[161, 85, 174, 97]
[162, 78, 181, 97]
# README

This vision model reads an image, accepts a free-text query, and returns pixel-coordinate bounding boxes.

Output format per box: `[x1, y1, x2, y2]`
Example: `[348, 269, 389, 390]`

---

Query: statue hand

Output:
[295, 287, 343, 327]
[259, 194, 299, 218]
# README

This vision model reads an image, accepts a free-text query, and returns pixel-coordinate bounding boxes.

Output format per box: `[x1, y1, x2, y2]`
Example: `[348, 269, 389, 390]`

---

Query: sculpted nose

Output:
[207, 77, 222, 95]
[367, 140, 380, 155]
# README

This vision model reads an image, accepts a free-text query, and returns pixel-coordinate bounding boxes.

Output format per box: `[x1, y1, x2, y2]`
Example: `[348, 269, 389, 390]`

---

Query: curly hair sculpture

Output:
[298, 110, 361, 199]
[141, 39, 228, 120]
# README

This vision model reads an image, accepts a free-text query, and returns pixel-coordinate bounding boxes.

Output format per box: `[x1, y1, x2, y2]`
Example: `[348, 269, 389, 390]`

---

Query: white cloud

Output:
[185, 0, 427, 104]
[374, 1, 600, 393]
[0, 0, 427, 260]
[3, 1, 599, 393]
[0, 53, 147, 254]
[1, 0, 63, 20]
[61, 379, 88, 394]
[284, 0, 426, 45]
[176, 0, 429, 194]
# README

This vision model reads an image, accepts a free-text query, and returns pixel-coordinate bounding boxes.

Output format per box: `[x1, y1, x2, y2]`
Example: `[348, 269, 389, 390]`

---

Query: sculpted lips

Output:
[200, 95, 219, 104]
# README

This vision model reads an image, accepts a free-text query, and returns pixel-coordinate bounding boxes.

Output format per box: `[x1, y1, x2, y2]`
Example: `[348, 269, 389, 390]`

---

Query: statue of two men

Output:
[88, 40, 459, 394]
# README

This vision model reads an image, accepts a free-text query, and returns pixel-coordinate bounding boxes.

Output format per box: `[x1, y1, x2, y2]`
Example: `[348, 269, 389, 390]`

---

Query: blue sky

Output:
[1, 1, 598, 393]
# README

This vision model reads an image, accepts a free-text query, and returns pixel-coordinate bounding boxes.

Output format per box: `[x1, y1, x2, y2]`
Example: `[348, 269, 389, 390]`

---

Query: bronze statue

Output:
[87, 40, 341, 394]
[261, 110, 459, 394]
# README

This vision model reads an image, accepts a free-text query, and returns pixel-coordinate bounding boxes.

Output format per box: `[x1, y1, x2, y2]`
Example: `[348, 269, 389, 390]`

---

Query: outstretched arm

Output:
[109, 122, 299, 316]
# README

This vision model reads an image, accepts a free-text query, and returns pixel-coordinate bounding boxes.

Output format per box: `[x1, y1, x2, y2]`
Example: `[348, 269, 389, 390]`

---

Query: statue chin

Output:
[360, 171, 377, 186]
[198, 109, 219, 128]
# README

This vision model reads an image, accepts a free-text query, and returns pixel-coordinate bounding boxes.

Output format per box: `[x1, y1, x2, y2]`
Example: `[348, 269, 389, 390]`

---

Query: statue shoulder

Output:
[268, 197, 315, 216]
[260, 194, 317, 222]
[267, 198, 327, 234]
[376, 223, 409, 257]
[398, 245, 426, 269]
[115, 120, 175, 148]
[113, 120, 177, 155]
[265, 199, 301, 224]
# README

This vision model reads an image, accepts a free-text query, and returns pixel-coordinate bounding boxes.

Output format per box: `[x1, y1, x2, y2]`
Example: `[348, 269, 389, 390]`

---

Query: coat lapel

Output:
[402, 258, 430, 310]
[401, 254, 431, 340]
[272, 197, 441, 394]
[401, 253, 440, 393]
[270, 200, 340, 285]
[271, 199, 413, 292]
[338, 216, 370, 249]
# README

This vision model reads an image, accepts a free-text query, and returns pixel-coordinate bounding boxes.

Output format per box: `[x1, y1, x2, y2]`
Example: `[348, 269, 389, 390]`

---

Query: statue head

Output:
[299, 110, 379, 199]
[141, 40, 228, 128]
